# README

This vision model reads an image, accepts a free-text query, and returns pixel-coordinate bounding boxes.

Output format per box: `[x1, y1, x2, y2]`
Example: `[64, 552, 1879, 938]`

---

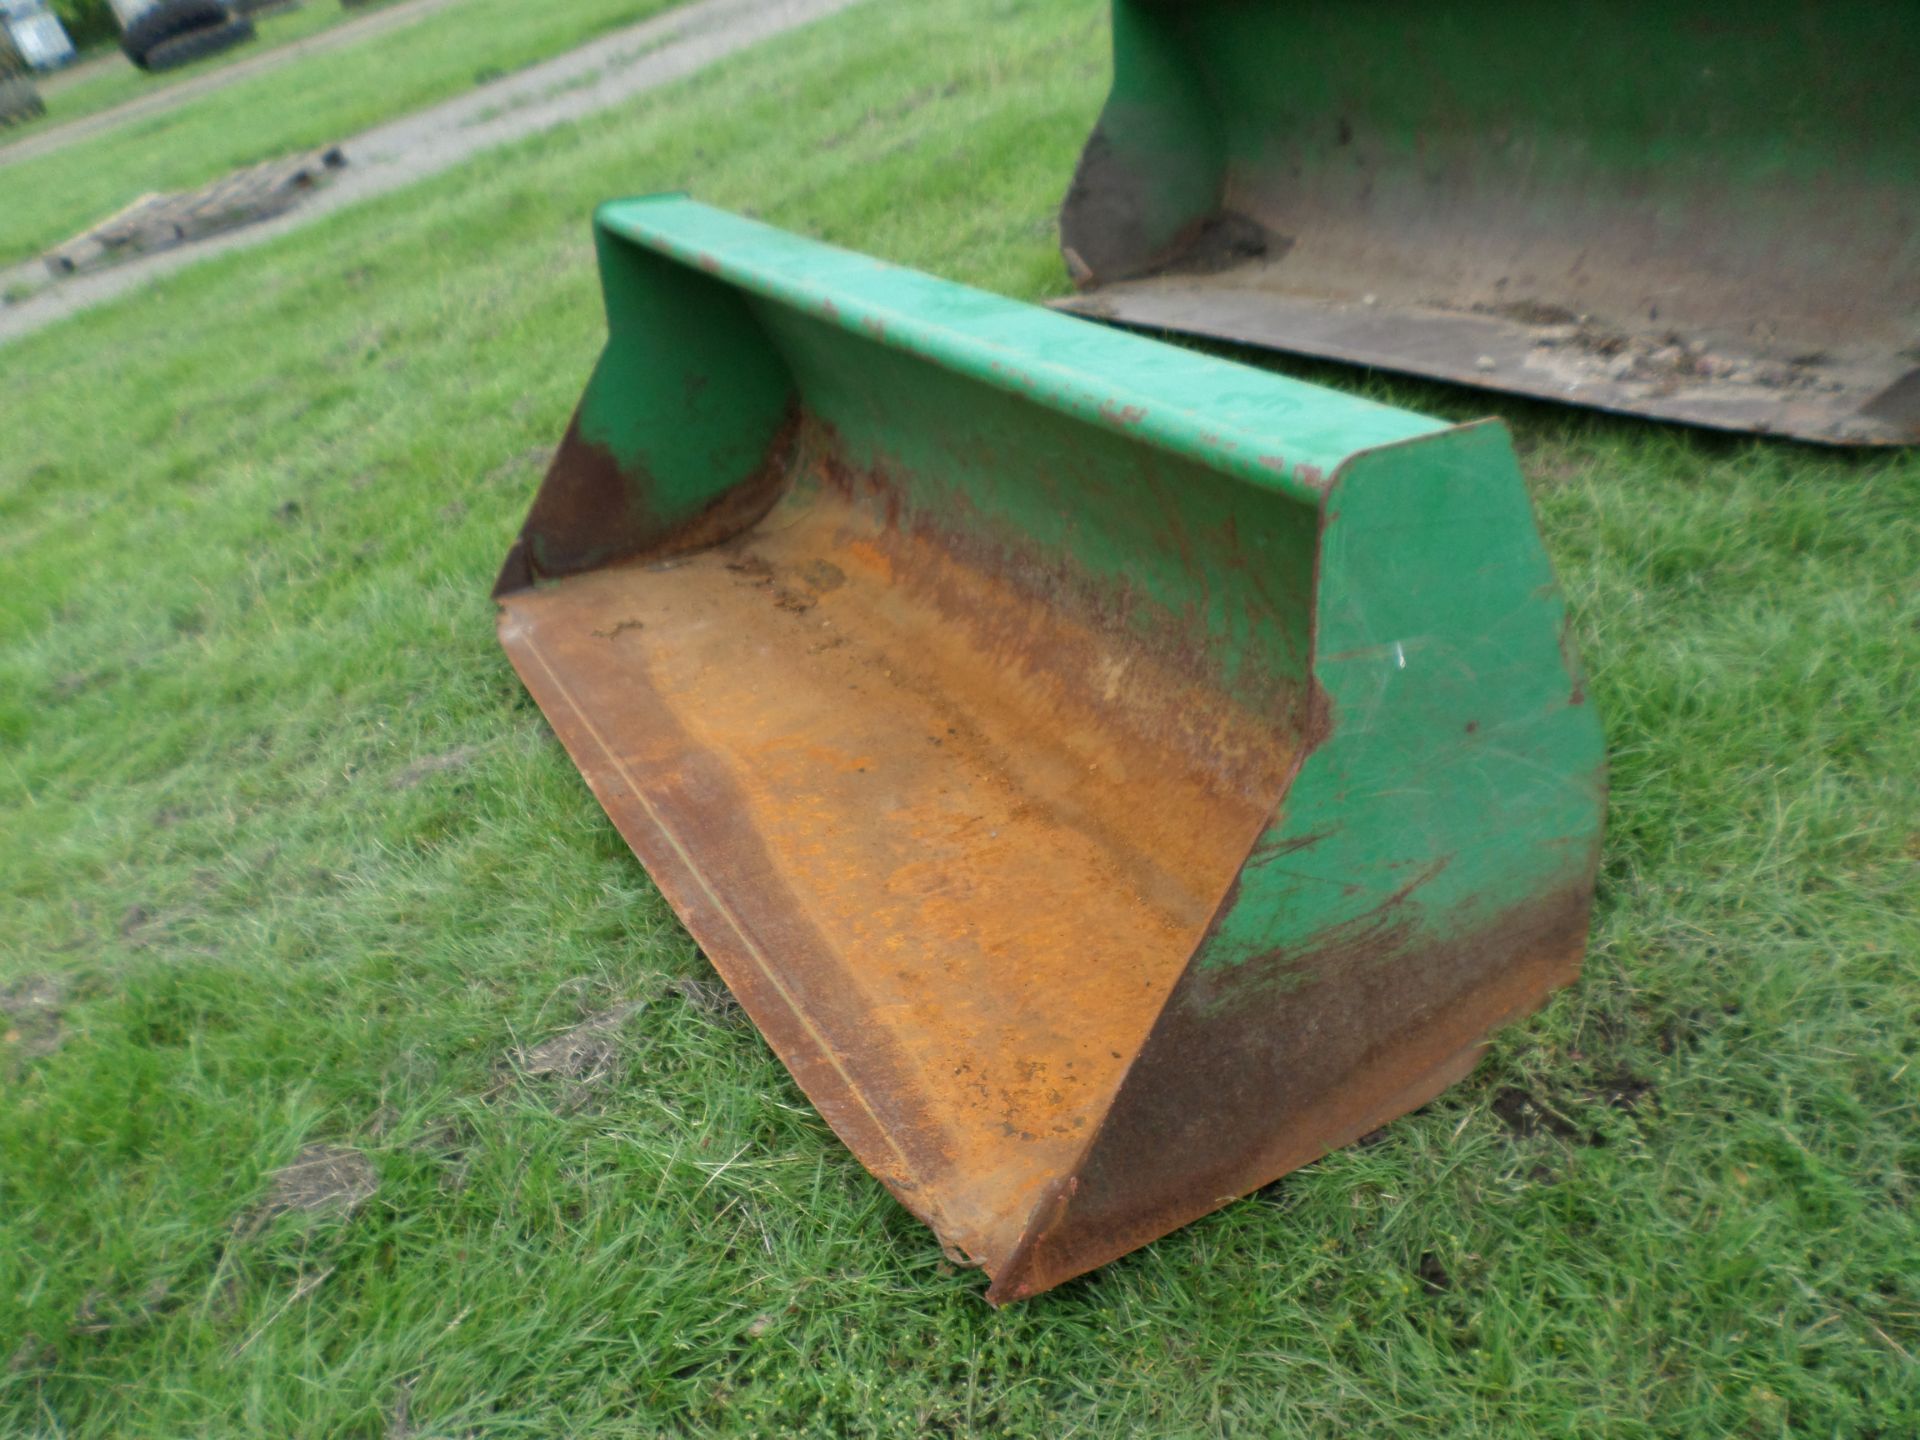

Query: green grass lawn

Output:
[2, 0, 1917, 1434]
[0, 0, 682, 266]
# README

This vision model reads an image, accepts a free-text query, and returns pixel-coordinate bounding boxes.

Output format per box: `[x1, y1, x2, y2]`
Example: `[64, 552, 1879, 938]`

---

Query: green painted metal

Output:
[582, 194, 1444, 502]
[495, 197, 1605, 1299]
[1059, 0, 1920, 444]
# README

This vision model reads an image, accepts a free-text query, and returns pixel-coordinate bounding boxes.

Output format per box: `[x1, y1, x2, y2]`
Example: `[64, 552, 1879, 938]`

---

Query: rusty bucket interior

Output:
[1056, 0, 1920, 445]
[494, 198, 1606, 1300]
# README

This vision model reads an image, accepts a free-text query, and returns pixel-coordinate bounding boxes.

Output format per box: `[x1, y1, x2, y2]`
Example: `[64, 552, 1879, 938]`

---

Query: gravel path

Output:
[0, 0, 864, 347]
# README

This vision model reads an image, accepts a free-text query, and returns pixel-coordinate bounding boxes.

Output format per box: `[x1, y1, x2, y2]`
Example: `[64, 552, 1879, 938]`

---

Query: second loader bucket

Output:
[1057, 0, 1920, 445]
[494, 197, 1606, 1301]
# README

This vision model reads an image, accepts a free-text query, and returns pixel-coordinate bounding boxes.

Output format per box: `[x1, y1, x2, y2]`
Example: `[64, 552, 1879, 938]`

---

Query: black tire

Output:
[142, 16, 256, 73]
[121, 0, 232, 68]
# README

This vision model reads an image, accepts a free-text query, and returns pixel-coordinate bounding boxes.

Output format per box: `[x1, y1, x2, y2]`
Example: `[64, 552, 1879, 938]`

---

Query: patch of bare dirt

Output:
[493, 999, 651, 1115]
[117, 903, 160, 944]
[1415, 1252, 1452, 1293]
[484, 444, 553, 488]
[70, 1276, 173, 1337]
[396, 745, 483, 787]
[2, 975, 65, 1062]
[1492, 1073, 1657, 1146]
[259, 1143, 379, 1220]
[506, 1000, 647, 1084]
[387, 1378, 418, 1439]
[407, 996, 656, 1186]
[670, 974, 746, 1028]
[7, 1333, 53, 1374]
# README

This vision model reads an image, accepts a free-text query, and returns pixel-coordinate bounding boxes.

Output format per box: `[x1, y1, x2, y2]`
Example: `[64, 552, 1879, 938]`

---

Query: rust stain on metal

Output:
[496, 445, 1300, 1278]
[1559, 617, 1589, 707]
[983, 882, 1594, 1303]
[807, 428, 1314, 754]
[494, 409, 799, 597]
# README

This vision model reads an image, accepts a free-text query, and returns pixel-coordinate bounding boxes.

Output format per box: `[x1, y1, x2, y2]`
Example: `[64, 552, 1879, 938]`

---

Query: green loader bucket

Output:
[1057, 0, 1920, 445]
[493, 197, 1605, 1301]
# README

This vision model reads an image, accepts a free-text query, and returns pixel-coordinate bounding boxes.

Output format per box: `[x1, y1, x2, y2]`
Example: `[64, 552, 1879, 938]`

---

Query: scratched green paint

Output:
[1195, 424, 1605, 982]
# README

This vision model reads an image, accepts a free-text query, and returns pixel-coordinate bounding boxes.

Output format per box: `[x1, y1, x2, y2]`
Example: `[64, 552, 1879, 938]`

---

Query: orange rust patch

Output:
[497, 485, 1296, 1273]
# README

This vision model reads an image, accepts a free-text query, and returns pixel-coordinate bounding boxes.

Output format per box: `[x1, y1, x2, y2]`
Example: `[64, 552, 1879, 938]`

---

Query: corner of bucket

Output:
[591, 191, 695, 233]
